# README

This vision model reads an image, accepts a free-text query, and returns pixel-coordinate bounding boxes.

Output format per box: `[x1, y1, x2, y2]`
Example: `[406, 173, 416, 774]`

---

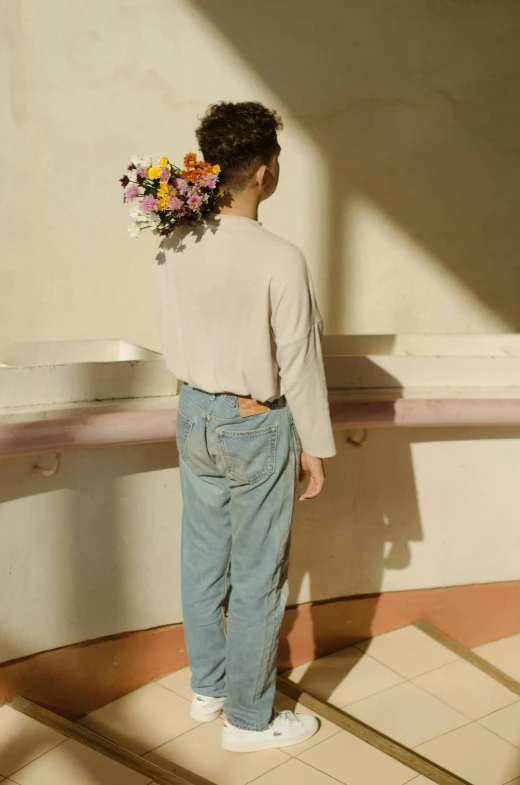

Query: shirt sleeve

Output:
[270, 250, 336, 458]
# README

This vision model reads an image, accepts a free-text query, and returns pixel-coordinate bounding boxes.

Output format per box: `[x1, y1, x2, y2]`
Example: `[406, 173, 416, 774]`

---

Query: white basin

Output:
[322, 334, 520, 392]
[0, 340, 177, 409]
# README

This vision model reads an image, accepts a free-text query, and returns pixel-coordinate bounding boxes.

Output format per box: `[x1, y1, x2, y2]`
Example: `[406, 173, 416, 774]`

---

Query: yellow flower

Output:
[157, 196, 169, 211]
[158, 181, 169, 194]
[148, 166, 162, 179]
[212, 164, 221, 174]
[159, 156, 169, 167]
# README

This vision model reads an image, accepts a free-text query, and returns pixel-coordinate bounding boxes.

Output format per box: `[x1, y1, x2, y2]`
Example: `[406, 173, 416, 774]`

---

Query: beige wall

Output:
[2, 0, 520, 346]
[2, 1, 520, 662]
[2, 425, 520, 663]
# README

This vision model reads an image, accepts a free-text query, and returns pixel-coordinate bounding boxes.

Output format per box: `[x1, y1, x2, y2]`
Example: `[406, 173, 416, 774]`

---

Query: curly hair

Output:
[195, 101, 283, 193]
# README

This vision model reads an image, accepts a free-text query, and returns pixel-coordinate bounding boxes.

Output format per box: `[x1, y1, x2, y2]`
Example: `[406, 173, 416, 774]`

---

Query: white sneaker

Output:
[190, 693, 227, 722]
[222, 709, 319, 752]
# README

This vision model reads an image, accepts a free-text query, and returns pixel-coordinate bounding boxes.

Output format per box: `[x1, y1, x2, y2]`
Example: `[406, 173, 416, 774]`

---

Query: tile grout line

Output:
[268, 755, 349, 785]
[286, 666, 409, 711]
[472, 718, 520, 752]
[286, 640, 418, 685]
[141, 717, 225, 758]
[77, 679, 182, 724]
[153, 680, 193, 702]
[291, 725, 345, 760]
[240, 757, 301, 785]
[306, 628, 517, 727]
[287, 631, 462, 698]
[324, 670, 473, 726]
[475, 695, 520, 721]
[352, 636, 461, 680]
[276, 674, 472, 785]
[1, 737, 69, 782]
[413, 620, 520, 697]
[406, 676, 520, 727]
[8, 696, 214, 785]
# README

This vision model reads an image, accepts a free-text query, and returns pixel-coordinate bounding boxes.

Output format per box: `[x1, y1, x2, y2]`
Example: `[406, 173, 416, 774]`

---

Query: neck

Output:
[211, 189, 261, 222]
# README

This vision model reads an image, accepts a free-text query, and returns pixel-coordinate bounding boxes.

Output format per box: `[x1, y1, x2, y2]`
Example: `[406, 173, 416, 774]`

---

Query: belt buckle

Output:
[237, 396, 270, 417]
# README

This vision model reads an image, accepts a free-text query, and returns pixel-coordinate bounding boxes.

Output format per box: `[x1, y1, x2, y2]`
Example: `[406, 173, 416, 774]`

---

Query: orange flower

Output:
[184, 152, 197, 169]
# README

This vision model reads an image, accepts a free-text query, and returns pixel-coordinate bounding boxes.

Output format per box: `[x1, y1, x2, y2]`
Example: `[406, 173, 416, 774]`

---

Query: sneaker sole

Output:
[222, 724, 319, 753]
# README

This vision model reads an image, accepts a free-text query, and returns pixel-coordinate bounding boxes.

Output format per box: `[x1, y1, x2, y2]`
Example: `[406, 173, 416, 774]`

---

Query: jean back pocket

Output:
[216, 423, 277, 484]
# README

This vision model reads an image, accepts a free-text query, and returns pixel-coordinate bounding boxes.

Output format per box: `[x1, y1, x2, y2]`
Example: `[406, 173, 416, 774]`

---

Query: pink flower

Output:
[141, 194, 158, 213]
[168, 195, 183, 211]
[136, 167, 148, 178]
[201, 173, 218, 188]
[173, 178, 188, 195]
[124, 184, 139, 202]
[188, 192, 204, 211]
[160, 167, 171, 182]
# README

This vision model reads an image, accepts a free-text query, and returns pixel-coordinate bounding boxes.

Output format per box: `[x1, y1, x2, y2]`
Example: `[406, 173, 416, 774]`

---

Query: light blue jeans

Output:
[176, 382, 301, 731]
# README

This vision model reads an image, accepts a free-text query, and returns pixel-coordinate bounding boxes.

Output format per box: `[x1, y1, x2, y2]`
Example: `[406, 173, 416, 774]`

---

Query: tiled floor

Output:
[1, 627, 520, 784]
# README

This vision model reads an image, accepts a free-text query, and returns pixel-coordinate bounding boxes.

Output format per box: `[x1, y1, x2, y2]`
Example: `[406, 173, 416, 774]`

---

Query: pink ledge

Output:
[2, 398, 520, 458]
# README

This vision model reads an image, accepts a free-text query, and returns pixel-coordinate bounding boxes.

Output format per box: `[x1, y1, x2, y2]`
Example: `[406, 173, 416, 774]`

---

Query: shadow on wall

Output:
[2, 1, 520, 773]
[279, 357, 423, 701]
[193, 0, 520, 702]
[195, 0, 520, 331]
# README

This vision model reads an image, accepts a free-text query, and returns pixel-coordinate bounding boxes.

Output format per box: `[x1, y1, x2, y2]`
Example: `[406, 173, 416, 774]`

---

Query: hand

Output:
[297, 450, 325, 500]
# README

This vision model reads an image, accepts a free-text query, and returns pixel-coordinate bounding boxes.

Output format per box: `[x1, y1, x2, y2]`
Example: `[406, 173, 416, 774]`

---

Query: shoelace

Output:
[273, 709, 300, 725]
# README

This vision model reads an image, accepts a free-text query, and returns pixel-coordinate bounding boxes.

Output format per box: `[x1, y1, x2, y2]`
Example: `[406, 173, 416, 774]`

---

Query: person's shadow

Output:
[278, 351, 423, 704]
[191, 0, 520, 703]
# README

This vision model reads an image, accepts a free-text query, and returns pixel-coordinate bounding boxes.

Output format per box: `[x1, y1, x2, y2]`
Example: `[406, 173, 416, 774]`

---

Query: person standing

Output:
[155, 101, 336, 752]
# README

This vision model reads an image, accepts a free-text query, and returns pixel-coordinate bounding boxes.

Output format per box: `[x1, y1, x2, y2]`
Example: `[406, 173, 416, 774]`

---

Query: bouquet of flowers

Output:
[120, 153, 220, 238]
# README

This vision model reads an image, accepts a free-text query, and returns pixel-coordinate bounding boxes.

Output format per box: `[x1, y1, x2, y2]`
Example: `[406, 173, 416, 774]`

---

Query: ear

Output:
[254, 163, 268, 187]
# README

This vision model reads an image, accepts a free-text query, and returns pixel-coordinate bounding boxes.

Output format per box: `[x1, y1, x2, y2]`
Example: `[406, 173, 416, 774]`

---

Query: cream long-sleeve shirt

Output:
[154, 211, 336, 458]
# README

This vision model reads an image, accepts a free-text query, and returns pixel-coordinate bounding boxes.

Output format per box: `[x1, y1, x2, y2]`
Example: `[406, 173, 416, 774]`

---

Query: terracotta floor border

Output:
[413, 619, 520, 695]
[276, 673, 471, 785]
[8, 695, 213, 785]
[3, 580, 520, 719]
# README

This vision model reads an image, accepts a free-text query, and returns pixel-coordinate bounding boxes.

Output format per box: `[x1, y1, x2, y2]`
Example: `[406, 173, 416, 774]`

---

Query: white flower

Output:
[130, 154, 153, 168]
[128, 223, 140, 239]
[130, 205, 146, 221]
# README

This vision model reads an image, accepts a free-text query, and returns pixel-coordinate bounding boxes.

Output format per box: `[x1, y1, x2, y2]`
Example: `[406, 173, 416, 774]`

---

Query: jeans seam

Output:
[176, 409, 194, 461]
[222, 553, 231, 635]
[253, 530, 291, 701]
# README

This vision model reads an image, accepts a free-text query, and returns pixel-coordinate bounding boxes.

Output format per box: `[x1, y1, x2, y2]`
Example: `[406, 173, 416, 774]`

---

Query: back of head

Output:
[195, 101, 283, 196]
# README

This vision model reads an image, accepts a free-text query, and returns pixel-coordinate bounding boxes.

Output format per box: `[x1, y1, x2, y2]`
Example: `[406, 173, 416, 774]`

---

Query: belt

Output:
[220, 391, 253, 399]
